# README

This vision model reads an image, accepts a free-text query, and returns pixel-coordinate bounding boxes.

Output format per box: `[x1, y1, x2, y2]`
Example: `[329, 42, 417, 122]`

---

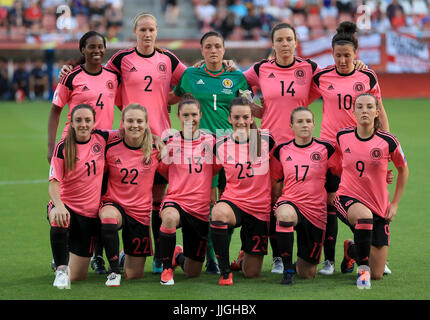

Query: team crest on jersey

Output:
[141, 158, 153, 171]
[91, 143, 102, 155]
[353, 82, 365, 92]
[157, 62, 167, 73]
[310, 152, 322, 162]
[370, 148, 382, 160]
[106, 80, 114, 90]
[295, 69, 306, 79]
[222, 78, 233, 88]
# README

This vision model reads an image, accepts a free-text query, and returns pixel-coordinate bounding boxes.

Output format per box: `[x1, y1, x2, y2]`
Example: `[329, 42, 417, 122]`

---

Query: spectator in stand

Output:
[336, 0, 354, 13]
[289, 0, 307, 15]
[12, 60, 29, 100]
[278, 1, 293, 22]
[212, 0, 229, 34]
[265, 0, 281, 21]
[253, 0, 270, 8]
[29, 59, 49, 100]
[106, 25, 119, 43]
[258, 5, 277, 38]
[320, 0, 339, 20]
[390, 6, 406, 31]
[386, 0, 404, 23]
[71, 0, 91, 17]
[41, 0, 65, 12]
[23, 0, 42, 28]
[8, 0, 24, 28]
[195, 0, 217, 31]
[229, 0, 248, 25]
[219, 10, 236, 39]
[372, 7, 391, 34]
[0, 6, 8, 31]
[241, 4, 262, 40]
[164, 0, 180, 26]
[105, 1, 123, 30]
[0, 57, 11, 100]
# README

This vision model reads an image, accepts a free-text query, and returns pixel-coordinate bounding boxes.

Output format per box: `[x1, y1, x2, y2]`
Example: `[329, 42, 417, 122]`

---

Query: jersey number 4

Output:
[96, 94, 104, 109]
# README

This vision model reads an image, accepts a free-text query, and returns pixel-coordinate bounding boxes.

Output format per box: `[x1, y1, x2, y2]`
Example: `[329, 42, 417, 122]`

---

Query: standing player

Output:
[48, 104, 113, 289]
[99, 103, 160, 285]
[104, 12, 187, 273]
[334, 93, 408, 289]
[48, 30, 121, 163]
[59, 13, 188, 273]
[311, 22, 389, 275]
[48, 30, 121, 274]
[242, 23, 368, 273]
[211, 97, 275, 286]
[168, 31, 249, 274]
[243, 23, 321, 274]
[157, 94, 217, 285]
[270, 107, 340, 285]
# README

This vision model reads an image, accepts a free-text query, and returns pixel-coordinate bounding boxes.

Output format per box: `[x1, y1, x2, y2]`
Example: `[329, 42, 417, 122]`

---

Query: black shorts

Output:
[211, 168, 226, 190]
[334, 195, 390, 246]
[274, 200, 325, 265]
[47, 201, 99, 258]
[154, 171, 168, 186]
[218, 200, 269, 256]
[101, 201, 153, 257]
[161, 201, 209, 263]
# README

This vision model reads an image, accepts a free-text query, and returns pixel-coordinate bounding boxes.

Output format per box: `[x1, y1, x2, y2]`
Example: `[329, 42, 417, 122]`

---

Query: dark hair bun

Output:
[336, 21, 357, 35]
[181, 93, 195, 100]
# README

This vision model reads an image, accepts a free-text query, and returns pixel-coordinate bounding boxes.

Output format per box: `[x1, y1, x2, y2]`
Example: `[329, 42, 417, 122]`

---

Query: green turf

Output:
[0, 99, 429, 300]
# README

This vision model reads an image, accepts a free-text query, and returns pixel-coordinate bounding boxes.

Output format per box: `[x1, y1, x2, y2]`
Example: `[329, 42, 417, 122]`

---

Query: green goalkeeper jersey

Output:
[174, 64, 249, 135]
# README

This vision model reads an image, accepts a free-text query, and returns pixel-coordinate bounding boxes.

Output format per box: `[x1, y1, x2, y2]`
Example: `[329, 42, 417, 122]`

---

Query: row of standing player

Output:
[47, 12, 408, 289]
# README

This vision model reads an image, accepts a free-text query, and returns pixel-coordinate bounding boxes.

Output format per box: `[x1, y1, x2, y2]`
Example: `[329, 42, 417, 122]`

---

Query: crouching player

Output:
[270, 107, 341, 285]
[48, 104, 114, 289]
[157, 94, 217, 285]
[210, 97, 276, 286]
[98, 103, 160, 286]
[334, 93, 408, 289]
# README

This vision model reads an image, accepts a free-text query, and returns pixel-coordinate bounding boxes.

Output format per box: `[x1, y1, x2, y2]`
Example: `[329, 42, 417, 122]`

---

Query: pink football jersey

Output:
[244, 57, 321, 144]
[49, 130, 113, 218]
[271, 138, 340, 230]
[311, 67, 383, 143]
[158, 130, 216, 222]
[102, 138, 160, 226]
[336, 127, 407, 218]
[214, 130, 275, 222]
[106, 47, 186, 138]
[52, 65, 121, 137]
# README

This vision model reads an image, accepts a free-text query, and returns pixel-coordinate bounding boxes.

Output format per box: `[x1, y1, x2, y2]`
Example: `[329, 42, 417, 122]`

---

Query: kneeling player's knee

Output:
[211, 206, 228, 223]
[243, 269, 261, 279]
[371, 272, 383, 280]
[161, 211, 179, 228]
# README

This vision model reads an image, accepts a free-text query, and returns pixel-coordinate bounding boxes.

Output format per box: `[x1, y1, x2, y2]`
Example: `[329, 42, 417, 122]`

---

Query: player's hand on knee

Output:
[51, 206, 70, 227]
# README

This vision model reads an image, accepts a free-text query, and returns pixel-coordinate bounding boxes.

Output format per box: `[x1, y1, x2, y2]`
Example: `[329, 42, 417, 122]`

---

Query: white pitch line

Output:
[0, 179, 47, 186]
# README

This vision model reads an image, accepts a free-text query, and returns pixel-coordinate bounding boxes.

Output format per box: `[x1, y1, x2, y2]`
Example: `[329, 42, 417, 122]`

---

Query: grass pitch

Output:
[0, 98, 429, 302]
